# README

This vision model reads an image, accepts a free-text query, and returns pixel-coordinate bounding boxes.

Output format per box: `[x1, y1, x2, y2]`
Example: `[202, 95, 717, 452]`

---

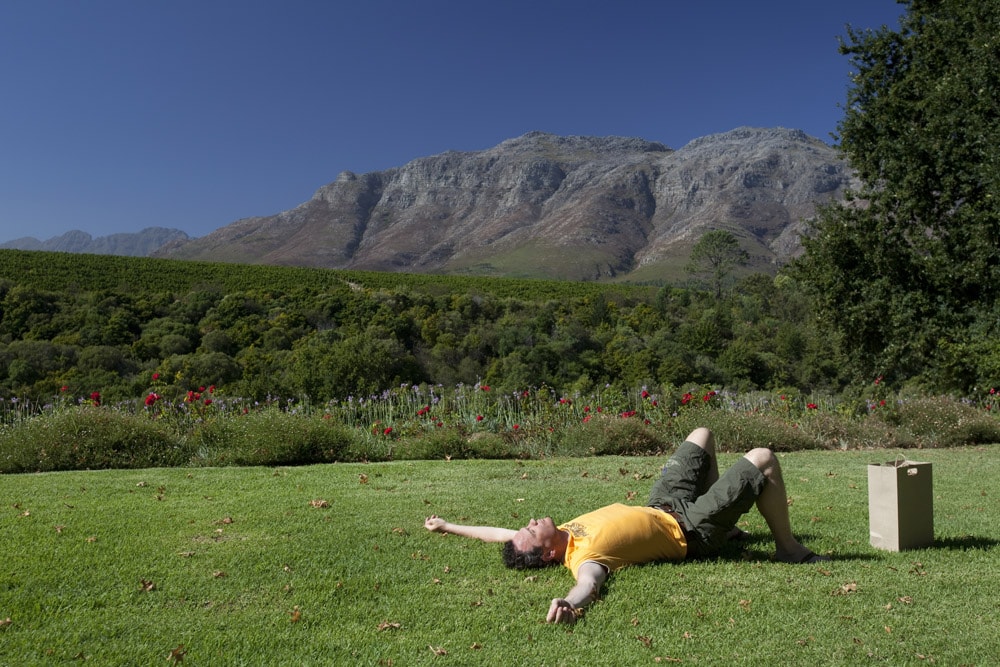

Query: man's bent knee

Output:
[686, 427, 714, 450]
[743, 447, 776, 471]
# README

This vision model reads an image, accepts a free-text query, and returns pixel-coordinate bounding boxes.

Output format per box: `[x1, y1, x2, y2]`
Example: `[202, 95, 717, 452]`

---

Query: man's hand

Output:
[424, 515, 447, 532]
[546, 598, 580, 625]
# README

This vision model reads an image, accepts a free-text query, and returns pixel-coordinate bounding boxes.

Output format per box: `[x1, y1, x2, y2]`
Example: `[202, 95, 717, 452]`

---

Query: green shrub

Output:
[392, 427, 468, 460]
[0, 408, 190, 473]
[796, 411, 901, 450]
[673, 410, 817, 452]
[463, 431, 519, 459]
[196, 411, 354, 466]
[554, 417, 668, 457]
[877, 397, 1000, 447]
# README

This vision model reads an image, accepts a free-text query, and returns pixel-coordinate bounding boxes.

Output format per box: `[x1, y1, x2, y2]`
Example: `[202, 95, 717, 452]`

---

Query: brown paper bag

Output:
[867, 459, 933, 551]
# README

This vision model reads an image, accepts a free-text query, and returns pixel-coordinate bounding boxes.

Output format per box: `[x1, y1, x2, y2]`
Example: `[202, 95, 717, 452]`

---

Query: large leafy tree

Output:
[796, 0, 1000, 391]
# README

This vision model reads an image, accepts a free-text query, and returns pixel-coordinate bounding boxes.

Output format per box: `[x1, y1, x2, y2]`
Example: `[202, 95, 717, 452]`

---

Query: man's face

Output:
[511, 517, 559, 555]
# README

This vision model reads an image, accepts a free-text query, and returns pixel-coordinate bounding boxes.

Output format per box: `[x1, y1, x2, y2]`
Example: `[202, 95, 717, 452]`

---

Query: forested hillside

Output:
[0, 250, 843, 406]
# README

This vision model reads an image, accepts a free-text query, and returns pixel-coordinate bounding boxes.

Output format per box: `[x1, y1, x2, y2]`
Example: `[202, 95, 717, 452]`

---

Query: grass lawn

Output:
[2, 446, 997, 665]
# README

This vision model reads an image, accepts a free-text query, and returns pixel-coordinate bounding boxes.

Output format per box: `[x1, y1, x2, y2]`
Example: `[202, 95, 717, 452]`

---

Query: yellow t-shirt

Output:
[559, 503, 687, 577]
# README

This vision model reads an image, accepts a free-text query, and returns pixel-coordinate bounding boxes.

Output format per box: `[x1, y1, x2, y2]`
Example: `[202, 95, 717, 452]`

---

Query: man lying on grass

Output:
[424, 427, 830, 624]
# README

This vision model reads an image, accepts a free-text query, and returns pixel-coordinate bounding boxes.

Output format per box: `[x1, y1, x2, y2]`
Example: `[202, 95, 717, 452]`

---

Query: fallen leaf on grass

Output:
[832, 582, 857, 596]
[1, 617, 12, 628]
[139, 579, 156, 592]
[212, 571, 227, 578]
[215, 517, 234, 525]
[470, 642, 483, 650]
[289, 606, 302, 623]
[377, 621, 401, 632]
[359, 474, 369, 484]
[309, 499, 330, 509]
[739, 599, 751, 611]
[636, 635, 653, 648]
[625, 491, 638, 501]
[898, 596, 913, 604]
[428, 645, 448, 656]
[167, 644, 186, 663]
[54, 525, 65, 534]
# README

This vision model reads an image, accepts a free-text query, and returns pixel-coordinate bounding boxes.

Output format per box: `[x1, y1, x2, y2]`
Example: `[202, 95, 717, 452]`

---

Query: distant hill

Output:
[1, 227, 189, 256]
[154, 127, 857, 282]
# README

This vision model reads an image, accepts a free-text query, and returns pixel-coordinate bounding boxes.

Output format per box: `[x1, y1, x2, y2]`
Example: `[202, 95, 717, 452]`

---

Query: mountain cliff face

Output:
[154, 127, 856, 281]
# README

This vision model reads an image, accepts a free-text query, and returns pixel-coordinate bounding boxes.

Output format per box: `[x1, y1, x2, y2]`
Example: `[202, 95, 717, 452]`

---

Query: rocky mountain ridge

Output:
[1, 227, 189, 257]
[155, 127, 855, 281]
[6, 128, 855, 283]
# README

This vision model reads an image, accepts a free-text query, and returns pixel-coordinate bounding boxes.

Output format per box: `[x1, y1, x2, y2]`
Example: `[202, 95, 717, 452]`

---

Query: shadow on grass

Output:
[932, 535, 999, 551]
[711, 533, 878, 563]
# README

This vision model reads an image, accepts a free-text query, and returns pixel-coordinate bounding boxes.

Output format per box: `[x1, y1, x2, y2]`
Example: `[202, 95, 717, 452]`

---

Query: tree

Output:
[686, 230, 749, 298]
[794, 0, 1000, 391]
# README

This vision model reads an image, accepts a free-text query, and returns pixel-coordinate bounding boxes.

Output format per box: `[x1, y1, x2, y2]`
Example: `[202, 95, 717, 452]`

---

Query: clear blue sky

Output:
[0, 0, 905, 243]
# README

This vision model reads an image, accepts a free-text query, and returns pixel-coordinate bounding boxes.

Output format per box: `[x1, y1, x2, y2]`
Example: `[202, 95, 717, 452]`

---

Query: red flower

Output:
[383, 427, 392, 436]
[60, 385, 69, 393]
[512, 424, 520, 430]
[641, 390, 650, 399]
[479, 384, 490, 392]
[476, 414, 484, 422]
[90, 391, 101, 406]
[806, 403, 818, 410]
[681, 392, 694, 405]
[203, 399, 213, 406]
[144, 393, 160, 407]
[152, 373, 160, 381]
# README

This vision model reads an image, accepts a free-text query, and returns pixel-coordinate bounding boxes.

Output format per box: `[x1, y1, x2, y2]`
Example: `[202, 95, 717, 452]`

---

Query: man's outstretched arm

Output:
[546, 561, 608, 624]
[424, 515, 517, 542]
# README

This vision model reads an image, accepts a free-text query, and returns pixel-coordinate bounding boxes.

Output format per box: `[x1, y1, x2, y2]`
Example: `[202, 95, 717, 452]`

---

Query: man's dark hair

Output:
[500, 541, 551, 569]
